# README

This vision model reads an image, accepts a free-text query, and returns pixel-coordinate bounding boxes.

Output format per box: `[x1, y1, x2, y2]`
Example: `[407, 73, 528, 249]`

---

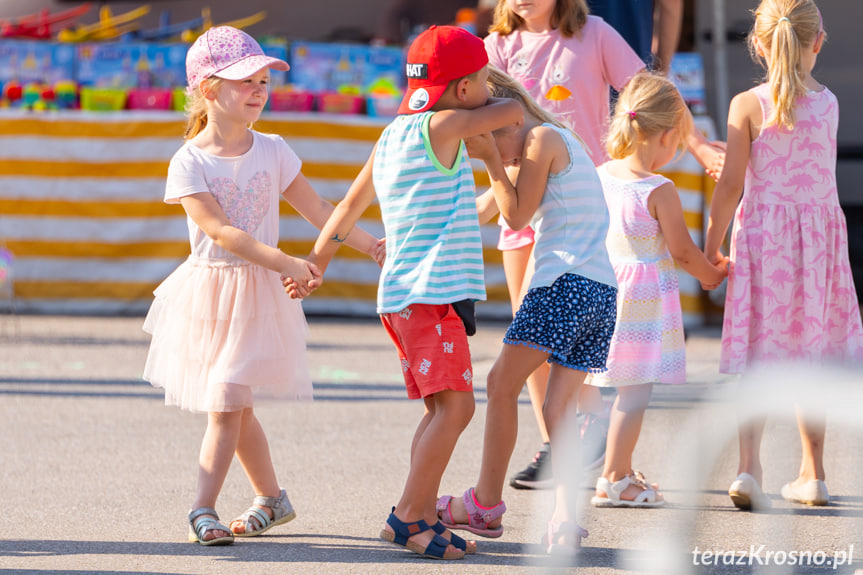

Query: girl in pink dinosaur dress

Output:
[704, 0, 863, 511]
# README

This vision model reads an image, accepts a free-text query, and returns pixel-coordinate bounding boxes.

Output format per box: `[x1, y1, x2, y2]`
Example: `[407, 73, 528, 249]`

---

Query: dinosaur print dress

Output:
[720, 84, 863, 373]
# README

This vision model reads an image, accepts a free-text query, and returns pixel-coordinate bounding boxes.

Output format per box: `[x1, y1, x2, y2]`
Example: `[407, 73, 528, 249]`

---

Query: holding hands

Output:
[701, 251, 730, 291]
[280, 256, 322, 299]
[282, 237, 386, 299]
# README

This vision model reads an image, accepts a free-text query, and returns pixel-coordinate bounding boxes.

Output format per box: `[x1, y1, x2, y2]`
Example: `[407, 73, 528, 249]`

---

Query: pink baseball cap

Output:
[398, 25, 488, 115]
[186, 26, 289, 92]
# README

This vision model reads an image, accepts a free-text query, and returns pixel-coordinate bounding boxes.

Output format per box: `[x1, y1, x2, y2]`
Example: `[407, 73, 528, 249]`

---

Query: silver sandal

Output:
[231, 488, 296, 537]
[188, 507, 234, 546]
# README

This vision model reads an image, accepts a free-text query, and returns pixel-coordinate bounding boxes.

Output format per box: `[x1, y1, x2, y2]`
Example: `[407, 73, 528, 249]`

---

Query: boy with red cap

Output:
[287, 25, 521, 559]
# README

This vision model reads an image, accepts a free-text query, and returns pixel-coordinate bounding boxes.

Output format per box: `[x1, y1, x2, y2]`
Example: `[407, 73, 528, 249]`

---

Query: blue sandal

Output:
[431, 521, 477, 554]
[379, 511, 465, 560]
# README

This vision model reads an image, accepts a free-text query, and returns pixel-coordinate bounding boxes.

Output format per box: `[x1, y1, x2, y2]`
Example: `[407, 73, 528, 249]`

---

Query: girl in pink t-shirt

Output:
[479, 0, 726, 495]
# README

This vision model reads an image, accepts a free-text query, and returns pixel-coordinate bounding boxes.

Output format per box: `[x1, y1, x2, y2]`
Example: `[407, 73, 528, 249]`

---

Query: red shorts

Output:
[380, 303, 474, 400]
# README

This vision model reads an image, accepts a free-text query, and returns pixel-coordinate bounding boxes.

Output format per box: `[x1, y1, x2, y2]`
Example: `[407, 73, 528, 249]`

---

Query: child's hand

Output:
[464, 132, 497, 162]
[701, 140, 726, 182]
[280, 257, 322, 299]
[371, 237, 386, 267]
[700, 257, 729, 290]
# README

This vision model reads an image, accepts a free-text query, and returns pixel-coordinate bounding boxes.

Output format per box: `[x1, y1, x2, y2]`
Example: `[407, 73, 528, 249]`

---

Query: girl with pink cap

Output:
[142, 26, 383, 546]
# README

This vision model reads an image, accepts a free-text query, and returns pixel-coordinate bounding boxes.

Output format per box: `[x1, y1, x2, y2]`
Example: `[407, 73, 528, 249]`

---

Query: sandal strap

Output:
[421, 533, 454, 559]
[385, 512, 431, 546]
[188, 506, 220, 524]
[237, 506, 272, 530]
[462, 487, 506, 528]
[189, 511, 231, 540]
[431, 521, 468, 552]
[252, 488, 287, 511]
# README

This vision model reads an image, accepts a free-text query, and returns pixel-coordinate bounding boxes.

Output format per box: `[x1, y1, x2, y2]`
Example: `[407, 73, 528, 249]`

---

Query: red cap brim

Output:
[396, 84, 448, 115]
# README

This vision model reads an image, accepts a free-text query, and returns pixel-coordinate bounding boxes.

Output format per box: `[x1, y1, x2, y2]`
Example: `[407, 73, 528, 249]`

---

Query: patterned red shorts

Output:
[380, 303, 474, 400]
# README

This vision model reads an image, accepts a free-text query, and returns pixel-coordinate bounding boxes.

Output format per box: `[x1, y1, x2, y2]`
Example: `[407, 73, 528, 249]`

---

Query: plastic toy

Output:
[137, 9, 206, 42]
[180, 10, 267, 43]
[58, 5, 151, 43]
[269, 86, 315, 112]
[53, 81, 78, 109]
[0, 4, 91, 39]
[2, 81, 23, 106]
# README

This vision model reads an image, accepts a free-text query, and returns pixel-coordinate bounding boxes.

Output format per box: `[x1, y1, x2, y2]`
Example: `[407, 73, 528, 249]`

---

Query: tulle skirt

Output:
[143, 258, 313, 413]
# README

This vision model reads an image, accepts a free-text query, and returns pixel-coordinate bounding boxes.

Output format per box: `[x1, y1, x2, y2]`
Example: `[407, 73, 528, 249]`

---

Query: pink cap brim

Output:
[212, 54, 290, 81]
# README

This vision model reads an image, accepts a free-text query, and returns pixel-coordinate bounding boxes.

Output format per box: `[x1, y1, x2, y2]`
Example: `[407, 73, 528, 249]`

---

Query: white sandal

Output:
[591, 471, 665, 508]
[230, 489, 296, 537]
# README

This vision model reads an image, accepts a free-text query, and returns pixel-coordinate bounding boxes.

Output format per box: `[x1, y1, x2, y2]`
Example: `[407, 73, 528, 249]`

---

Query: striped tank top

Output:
[529, 124, 616, 291]
[372, 112, 486, 313]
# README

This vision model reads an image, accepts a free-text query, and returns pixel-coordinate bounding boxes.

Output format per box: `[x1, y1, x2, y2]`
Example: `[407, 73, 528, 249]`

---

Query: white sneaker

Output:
[781, 479, 829, 506]
[728, 473, 772, 511]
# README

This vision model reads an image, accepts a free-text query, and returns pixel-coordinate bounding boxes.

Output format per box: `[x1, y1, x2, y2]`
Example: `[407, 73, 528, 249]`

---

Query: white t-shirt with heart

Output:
[165, 130, 301, 261]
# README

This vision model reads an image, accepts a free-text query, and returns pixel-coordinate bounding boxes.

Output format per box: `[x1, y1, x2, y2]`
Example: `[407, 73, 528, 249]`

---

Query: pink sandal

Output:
[436, 487, 506, 539]
[543, 521, 588, 556]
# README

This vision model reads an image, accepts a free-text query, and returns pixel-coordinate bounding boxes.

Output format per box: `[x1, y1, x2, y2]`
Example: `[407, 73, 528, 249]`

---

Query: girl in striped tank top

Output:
[437, 68, 618, 554]
[586, 73, 726, 508]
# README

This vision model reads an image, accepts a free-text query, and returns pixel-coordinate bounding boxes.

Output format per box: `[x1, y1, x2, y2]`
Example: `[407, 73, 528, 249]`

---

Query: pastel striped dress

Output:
[588, 165, 685, 386]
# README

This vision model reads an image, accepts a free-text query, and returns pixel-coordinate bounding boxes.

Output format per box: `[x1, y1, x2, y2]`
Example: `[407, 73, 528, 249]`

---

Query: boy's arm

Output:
[282, 171, 381, 260]
[309, 146, 379, 274]
[431, 97, 523, 148]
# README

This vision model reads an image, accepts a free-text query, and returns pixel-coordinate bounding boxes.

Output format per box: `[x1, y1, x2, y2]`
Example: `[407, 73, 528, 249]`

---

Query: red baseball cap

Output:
[397, 25, 489, 115]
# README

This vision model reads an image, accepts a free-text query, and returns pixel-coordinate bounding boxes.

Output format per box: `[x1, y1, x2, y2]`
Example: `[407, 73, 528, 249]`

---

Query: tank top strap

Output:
[750, 84, 773, 127]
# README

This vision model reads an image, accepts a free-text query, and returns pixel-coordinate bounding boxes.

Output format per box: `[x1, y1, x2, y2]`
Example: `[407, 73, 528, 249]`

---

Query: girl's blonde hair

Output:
[606, 72, 692, 160]
[486, 66, 566, 130]
[749, 0, 824, 130]
[183, 77, 222, 140]
[489, 0, 589, 38]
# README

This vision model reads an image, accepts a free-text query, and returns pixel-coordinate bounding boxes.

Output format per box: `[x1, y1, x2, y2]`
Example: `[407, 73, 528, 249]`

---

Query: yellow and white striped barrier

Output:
[0, 111, 712, 324]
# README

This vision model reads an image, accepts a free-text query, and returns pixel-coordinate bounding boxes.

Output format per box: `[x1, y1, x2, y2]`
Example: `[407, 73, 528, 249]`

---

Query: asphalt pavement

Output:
[1, 314, 862, 575]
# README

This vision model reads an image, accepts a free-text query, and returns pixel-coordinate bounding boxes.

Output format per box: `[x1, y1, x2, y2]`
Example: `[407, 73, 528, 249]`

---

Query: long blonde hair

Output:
[183, 77, 222, 140]
[749, 0, 824, 130]
[606, 72, 692, 160]
[486, 66, 566, 130]
[488, 0, 589, 38]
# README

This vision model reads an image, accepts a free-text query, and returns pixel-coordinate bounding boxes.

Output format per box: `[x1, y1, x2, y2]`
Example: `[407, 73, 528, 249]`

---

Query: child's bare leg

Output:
[230, 407, 280, 531]
[192, 410, 244, 540]
[412, 401, 435, 463]
[737, 414, 767, 484]
[525, 363, 551, 442]
[543, 364, 587, 524]
[597, 383, 660, 501]
[477, 344, 550, 505]
[793, 403, 826, 483]
[577, 383, 607, 414]
[504, 247, 550, 443]
[384, 389, 474, 552]
[443, 344, 549, 527]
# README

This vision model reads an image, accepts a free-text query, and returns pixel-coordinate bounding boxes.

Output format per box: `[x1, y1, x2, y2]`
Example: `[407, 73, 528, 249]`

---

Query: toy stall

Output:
[0, 3, 715, 323]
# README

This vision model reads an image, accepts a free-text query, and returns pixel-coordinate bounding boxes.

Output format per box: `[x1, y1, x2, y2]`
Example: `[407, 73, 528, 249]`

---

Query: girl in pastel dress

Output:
[142, 27, 381, 545]
[439, 68, 618, 554]
[481, 0, 727, 487]
[586, 72, 726, 508]
[705, 0, 863, 510]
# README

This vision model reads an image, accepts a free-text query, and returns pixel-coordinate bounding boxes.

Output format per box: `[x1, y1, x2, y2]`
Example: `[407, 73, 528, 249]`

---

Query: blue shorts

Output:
[504, 273, 617, 373]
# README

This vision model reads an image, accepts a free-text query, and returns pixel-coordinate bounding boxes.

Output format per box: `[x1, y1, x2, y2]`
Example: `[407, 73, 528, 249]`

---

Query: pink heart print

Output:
[208, 171, 272, 233]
